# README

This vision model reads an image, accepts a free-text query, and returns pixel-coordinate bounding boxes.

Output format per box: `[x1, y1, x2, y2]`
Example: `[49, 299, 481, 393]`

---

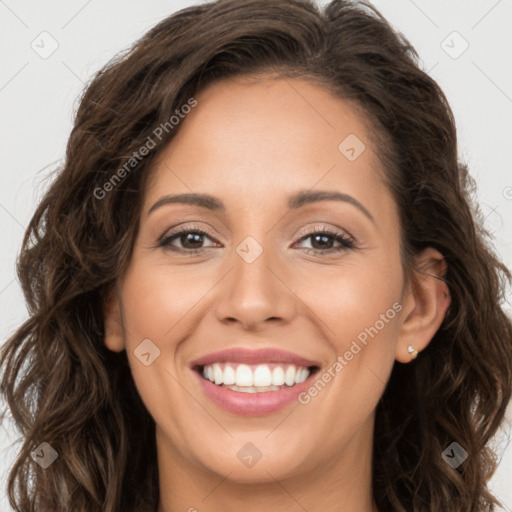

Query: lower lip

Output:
[192, 369, 315, 416]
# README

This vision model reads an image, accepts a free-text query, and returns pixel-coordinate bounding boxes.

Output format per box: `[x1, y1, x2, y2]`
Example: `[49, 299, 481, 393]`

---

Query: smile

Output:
[200, 362, 311, 392]
[191, 348, 321, 415]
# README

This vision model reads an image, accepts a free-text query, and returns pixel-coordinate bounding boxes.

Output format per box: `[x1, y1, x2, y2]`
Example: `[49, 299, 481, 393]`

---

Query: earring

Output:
[407, 344, 418, 360]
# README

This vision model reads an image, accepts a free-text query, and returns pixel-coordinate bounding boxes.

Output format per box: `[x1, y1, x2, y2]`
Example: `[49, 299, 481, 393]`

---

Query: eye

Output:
[158, 225, 219, 253]
[157, 224, 356, 255]
[293, 225, 356, 254]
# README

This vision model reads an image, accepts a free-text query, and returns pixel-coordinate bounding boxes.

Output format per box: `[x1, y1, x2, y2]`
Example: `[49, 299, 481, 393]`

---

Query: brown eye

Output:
[159, 228, 219, 253]
[294, 226, 356, 254]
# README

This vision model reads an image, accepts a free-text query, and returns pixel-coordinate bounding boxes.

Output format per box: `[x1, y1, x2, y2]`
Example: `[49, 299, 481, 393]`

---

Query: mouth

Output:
[190, 348, 321, 416]
[193, 362, 320, 393]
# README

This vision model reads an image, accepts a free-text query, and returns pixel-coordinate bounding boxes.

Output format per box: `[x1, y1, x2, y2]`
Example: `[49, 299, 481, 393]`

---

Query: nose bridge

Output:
[214, 232, 295, 328]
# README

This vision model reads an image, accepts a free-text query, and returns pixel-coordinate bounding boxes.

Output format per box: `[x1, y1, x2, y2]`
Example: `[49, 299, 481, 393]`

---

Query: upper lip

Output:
[191, 348, 320, 368]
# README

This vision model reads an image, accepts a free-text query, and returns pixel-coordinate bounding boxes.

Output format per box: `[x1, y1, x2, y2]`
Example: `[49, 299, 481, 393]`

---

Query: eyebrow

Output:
[147, 189, 375, 224]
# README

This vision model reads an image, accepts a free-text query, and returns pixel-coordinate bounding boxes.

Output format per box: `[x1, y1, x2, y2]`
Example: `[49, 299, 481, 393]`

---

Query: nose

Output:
[213, 241, 296, 332]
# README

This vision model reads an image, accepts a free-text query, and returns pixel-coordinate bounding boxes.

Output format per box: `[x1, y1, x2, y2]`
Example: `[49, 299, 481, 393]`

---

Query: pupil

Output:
[312, 234, 332, 249]
[183, 233, 203, 248]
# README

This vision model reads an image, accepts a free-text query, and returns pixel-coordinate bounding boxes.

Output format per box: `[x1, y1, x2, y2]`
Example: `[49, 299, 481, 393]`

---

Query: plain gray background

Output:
[1, 0, 511, 510]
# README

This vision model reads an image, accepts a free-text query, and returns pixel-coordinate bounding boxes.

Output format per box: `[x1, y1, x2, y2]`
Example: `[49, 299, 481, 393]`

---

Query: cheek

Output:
[290, 249, 402, 353]
[116, 258, 205, 398]
[120, 257, 217, 344]
[290, 251, 402, 420]
[330, 268, 401, 356]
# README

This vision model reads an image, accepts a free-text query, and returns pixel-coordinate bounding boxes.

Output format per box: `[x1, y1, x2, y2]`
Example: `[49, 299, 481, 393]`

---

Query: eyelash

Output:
[157, 224, 356, 255]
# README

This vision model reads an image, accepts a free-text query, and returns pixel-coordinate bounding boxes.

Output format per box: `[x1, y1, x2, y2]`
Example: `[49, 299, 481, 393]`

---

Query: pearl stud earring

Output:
[407, 344, 418, 360]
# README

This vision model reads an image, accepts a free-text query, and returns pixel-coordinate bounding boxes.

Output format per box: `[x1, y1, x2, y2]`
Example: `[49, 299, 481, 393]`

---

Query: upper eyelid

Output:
[162, 222, 349, 237]
[160, 223, 354, 247]
[294, 224, 354, 241]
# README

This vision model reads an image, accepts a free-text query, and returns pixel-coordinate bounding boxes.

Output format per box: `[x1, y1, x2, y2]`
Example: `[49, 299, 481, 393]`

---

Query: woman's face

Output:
[106, 75, 419, 483]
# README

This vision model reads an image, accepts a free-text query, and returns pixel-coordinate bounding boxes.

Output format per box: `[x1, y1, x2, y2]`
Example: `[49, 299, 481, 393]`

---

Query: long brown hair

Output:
[2, 0, 511, 510]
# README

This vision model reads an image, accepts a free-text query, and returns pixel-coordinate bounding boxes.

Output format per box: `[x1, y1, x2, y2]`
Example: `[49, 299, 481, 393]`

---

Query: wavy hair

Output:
[1, 0, 511, 510]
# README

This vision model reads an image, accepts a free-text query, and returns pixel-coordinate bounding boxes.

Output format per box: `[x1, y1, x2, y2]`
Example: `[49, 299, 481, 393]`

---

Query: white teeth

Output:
[200, 362, 312, 391]
[223, 365, 235, 385]
[295, 367, 309, 384]
[271, 366, 285, 386]
[253, 365, 272, 387]
[213, 363, 223, 385]
[235, 364, 253, 386]
[285, 365, 296, 386]
[229, 385, 281, 393]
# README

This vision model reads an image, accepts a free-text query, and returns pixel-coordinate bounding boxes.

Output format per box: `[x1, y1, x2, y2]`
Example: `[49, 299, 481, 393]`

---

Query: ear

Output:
[103, 285, 125, 353]
[395, 247, 451, 363]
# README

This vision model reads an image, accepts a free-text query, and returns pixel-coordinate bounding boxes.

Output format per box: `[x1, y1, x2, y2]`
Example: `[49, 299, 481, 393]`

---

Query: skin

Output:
[104, 74, 451, 512]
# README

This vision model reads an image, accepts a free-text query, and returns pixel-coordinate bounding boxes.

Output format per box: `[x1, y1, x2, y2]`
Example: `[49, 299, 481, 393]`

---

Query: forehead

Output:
[144, 75, 392, 219]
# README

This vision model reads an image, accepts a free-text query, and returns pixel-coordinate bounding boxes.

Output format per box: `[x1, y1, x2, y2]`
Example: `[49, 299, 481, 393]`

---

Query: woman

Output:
[1, 0, 511, 510]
